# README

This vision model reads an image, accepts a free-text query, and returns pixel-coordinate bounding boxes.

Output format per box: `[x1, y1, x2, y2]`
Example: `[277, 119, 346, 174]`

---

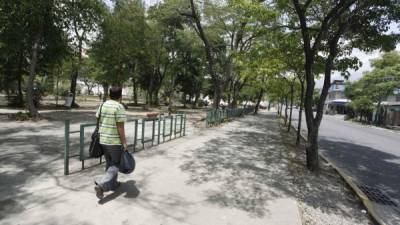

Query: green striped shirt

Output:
[96, 100, 127, 145]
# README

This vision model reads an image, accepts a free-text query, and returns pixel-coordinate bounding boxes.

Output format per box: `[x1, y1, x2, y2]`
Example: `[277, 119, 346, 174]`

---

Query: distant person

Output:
[94, 86, 128, 199]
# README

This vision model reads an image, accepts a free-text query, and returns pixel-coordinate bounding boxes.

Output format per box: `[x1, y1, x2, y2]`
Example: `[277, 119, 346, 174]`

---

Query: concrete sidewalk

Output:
[0, 112, 301, 225]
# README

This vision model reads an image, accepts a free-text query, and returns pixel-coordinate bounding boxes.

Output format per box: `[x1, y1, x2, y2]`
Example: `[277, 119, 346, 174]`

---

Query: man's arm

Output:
[116, 122, 127, 150]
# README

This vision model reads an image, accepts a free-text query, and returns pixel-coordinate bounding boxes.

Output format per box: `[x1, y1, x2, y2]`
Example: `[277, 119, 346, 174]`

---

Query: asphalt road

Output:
[290, 109, 400, 223]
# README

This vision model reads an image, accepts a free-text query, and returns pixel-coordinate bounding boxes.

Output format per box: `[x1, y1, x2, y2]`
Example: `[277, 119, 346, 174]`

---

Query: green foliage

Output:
[345, 51, 400, 124]
[91, 0, 145, 86]
[346, 51, 400, 104]
[1, 0, 399, 120]
[347, 96, 374, 122]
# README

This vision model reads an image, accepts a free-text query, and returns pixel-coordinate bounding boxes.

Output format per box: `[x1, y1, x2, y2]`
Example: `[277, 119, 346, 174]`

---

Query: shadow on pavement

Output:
[99, 180, 140, 205]
[180, 113, 295, 218]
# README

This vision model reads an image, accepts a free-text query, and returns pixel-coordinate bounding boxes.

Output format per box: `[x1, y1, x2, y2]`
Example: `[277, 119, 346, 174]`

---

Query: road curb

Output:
[288, 120, 387, 225]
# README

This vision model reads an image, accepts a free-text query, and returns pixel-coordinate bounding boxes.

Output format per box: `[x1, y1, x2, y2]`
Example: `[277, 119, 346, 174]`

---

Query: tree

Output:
[0, 0, 29, 106]
[146, 0, 186, 107]
[278, 0, 400, 171]
[80, 57, 101, 95]
[203, 0, 276, 108]
[346, 51, 400, 125]
[276, 33, 307, 144]
[63, 0, 104, 107]
[92, 0, 145, 100]
[369, 51, 400, 124]
[184, 0, 223, 109]
[174, 30, 207, 108]
[347, 96, 374, 122]
[7, 1, 70, 118]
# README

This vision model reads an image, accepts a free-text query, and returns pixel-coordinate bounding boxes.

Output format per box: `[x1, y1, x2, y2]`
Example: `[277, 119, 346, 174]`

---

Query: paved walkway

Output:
[0, 112, 301, 225]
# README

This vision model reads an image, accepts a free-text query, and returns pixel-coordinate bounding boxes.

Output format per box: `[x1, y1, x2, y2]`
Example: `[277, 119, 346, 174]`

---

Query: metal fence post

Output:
[163, 116, 166, 142]
[151, 119, 155, 146]
[174, 115, 177, 138]
[141, 119, 145, 149]
[64, 120, 70, 175]
[79, 125, 85, 170]
[183, 114, 186, 136]
[158, 115, 161, 145]
[133, 120, 138, 152]
[180, 115, 183, 137]
[170, 116, 173, 140]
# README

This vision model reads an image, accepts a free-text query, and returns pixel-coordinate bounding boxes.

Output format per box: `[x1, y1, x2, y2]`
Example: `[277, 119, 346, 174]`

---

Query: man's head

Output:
[109, 86, 122, 101]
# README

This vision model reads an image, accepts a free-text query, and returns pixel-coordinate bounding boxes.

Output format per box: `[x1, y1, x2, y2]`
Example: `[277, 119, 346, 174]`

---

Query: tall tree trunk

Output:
[213, 82, 221, 109]
[306, 125, 319, 170]
[147, 90, 153, 107]
[296, 80, 305, 146]
[69, 39, 83, 108]
[102, 83, 109, 102]
[167, 75, 176, 115]
[277, 102, 280, 115]
[231, 79, 241, 108]
[232, 84, 238, 108]
[193, 92, 200, 108]
[284, 95, 288, 125]
[26, 30, 42, 118]
[227, 80, 232, 108]
[254, 89, 264, 115]
[183, 93, 187, 108]
[153, 88, 160, 106]
[188, 0, 220, 109]
[280, 98, 284, 116]
[288, 84, 294, 132]
[17, 73, 23, 107]
[132, 79, 138, 105]
[16, 52, 24, 106]
[55, 70, 61, 106]
[168, 91, 173, 115]
[374, 100, 382, 125]
[147, 74, 154, 107]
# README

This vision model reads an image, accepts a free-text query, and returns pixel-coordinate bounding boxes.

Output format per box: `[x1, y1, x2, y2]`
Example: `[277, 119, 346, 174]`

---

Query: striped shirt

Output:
[96, 100, 127, 145]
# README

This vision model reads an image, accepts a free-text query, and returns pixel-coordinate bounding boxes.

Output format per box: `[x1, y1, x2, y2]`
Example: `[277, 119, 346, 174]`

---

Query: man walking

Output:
[94, 86, 127, 199]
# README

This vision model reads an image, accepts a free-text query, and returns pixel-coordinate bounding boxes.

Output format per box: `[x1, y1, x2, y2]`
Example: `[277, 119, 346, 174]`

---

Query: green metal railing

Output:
[205, 107, 254, 127]
[64, 114, 187, 175]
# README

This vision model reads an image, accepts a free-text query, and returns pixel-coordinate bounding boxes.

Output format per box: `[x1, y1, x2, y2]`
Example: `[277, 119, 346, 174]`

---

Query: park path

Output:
[0, 112, 301, 225]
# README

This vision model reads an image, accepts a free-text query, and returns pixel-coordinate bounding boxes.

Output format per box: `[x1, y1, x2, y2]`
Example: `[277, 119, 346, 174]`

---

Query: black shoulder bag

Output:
[89, 103, 104, 158]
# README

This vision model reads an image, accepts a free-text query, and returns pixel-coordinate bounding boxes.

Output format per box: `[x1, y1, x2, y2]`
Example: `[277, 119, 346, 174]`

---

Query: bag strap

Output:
[96, 102, 105, 129]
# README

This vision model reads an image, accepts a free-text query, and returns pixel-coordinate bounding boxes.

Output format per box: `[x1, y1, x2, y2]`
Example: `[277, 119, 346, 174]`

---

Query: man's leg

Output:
[104, 146, 111, 171]
[95, 145, 122, 192]
[94, 145, 111, 199]
[107, 146, 123, 191]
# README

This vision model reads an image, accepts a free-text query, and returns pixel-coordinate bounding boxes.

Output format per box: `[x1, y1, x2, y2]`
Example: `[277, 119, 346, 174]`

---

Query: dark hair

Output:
[109, 86, 122, 100]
